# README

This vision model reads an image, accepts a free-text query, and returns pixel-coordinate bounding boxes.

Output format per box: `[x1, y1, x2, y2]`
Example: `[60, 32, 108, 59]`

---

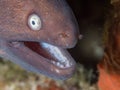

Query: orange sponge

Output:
[98, 64, 120, 90]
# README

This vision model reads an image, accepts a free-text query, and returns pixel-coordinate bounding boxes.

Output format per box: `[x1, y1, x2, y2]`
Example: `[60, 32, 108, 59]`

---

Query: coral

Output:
[100, 0, 120, 74]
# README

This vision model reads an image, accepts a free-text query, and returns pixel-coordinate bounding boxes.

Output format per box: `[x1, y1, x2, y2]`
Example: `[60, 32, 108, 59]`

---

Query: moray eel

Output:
[0, 0, 79, 80]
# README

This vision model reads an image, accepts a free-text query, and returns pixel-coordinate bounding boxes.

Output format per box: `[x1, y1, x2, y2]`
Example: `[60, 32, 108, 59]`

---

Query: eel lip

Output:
[6, 41, 76, 80]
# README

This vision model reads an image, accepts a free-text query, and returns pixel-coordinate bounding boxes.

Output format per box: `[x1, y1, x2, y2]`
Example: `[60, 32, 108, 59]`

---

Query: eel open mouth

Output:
[6, 41, 76, 80]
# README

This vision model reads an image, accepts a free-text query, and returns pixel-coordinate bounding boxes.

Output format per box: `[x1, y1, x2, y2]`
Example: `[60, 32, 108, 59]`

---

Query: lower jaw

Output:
[5, 41, 76, 80]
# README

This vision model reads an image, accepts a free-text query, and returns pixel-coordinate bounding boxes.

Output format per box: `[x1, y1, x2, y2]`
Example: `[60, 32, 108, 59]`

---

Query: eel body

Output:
[0, 0, 79, 80]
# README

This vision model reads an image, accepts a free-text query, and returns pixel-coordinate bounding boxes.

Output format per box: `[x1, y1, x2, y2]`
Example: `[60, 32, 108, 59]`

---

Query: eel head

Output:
[0, 0, 79, 80]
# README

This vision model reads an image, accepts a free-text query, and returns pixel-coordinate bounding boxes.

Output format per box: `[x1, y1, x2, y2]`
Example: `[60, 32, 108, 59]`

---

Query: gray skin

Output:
[0, 0, 79, 80]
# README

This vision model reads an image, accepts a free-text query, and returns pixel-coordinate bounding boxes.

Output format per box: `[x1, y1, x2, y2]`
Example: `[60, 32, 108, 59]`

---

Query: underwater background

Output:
[0, 58, 98, 90]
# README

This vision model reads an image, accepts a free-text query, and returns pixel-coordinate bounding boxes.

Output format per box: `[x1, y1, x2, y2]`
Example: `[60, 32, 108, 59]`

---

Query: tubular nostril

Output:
[56, 31, 77, 48]
[58, 32, 69, 39]
[57, 32, 70, 47]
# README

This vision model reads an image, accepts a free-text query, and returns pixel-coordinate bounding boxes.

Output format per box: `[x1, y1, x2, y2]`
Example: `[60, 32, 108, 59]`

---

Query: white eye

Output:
[28, 14, 42, 31]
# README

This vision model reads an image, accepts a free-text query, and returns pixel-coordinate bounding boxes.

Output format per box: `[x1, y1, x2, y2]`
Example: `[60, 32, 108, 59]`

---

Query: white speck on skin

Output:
[55, 69, 60, 73]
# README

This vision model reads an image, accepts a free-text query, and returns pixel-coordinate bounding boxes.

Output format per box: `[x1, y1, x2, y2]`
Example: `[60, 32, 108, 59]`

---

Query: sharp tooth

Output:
[66, 63, 70, 67]
[59, 64, 64, 68]
[60, 59, 66, 63]
[51, 59, 72, 68]
[52, 61, 56, 64]
[65, 61, 70, 67]
[57, 62, 61, 67]
[55, 69, 60, 73]
[51, 60, 69, 68]
[10, 42, 22, 48]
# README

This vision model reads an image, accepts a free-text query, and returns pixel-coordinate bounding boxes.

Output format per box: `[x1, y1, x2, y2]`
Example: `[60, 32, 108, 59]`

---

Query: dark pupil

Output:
[32, 21, 35, 25]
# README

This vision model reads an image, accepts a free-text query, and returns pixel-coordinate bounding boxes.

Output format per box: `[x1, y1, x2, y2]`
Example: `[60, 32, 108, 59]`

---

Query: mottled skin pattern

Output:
[0, 0, 79, 80]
